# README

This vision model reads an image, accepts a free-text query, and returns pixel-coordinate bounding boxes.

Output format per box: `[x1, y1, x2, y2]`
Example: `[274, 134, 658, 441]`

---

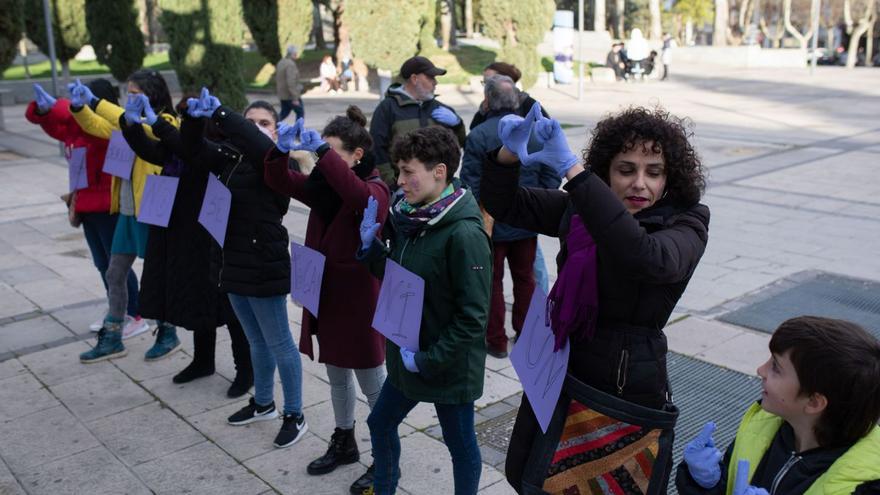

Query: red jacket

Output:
[264, 146, 390, 369]
[25, 99, 112, 213]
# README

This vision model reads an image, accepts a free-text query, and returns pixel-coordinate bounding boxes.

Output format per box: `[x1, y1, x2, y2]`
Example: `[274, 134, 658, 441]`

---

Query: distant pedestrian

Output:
[369, 56, 465, 188]
[662, 33, 676, 81]
[276, 45, 304, 122]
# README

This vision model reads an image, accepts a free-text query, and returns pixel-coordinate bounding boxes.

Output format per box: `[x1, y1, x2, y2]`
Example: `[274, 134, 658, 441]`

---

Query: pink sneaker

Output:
[122, 316, 150, 340]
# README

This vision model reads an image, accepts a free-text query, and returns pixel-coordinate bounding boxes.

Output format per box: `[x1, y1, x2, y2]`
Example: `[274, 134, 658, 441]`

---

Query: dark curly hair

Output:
[391, 127, 460, 184]
[583, 106, 706, 206]
[322, 105, 372, 152]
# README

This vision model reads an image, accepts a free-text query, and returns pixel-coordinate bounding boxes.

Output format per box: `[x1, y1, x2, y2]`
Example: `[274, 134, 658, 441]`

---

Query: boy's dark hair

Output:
[87, 78, 119, 106]
[127, 69, 175, 117]
[243, 100, 279, 126]
[584, 106, 706, 206]
[770, 316, 880, 448]
[322, 105, 372, 152]
[391, 127, 460, 183]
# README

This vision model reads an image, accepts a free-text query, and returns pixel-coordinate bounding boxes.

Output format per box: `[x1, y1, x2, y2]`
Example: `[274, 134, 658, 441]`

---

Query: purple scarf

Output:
[546, 214, 598, 351]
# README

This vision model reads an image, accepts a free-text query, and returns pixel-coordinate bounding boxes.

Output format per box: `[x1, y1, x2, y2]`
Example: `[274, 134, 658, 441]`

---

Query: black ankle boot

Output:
[307, 425, 360, 475]
[172, 359, 215, 384]
[227, 370, 253, 398]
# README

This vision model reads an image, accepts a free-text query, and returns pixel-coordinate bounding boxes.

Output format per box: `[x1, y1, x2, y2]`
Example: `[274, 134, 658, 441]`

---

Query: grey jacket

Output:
[275, 57, 301, 100]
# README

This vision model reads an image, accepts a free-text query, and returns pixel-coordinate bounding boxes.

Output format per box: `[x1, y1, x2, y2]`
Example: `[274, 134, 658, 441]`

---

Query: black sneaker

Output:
[227, 397, 278, 425]
[350, 464, 375, 494]
[274, 412, 308, 448]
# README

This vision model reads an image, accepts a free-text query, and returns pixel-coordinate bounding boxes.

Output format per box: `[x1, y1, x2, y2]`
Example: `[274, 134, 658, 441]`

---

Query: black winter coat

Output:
[181, 107, 293, 297]
[120, 116, 229, 331]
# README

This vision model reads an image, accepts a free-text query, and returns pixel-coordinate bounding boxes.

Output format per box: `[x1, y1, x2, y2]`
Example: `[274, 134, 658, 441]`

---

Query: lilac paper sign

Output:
[198, 174, 232, 247]
[67, 147, 88, 192]
[290, 242, 326, 317]
[371, 260, 424, 351]
[510, 287, 570, 433]
[137, 175, 179, 227]
[102, 131, 135, 180]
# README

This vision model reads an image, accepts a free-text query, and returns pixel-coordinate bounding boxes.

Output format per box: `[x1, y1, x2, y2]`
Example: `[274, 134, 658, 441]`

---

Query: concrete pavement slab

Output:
[0, 357, 26, 380]
[16, 446, 151, 495]
[0, 372, 58, 421]
[394, 432, 504, 494]
[475, 369, 522, 409]
[133, 441, 269, 495]
[49, 369, 154, 422]
[0, 315, 73, 353]
[0, 459, 25, 495]
[18, 341, 114, 386]
[188, 399, 284, 462]
[0, 405, 100, 472]
[697, 330, 770, 376]
[50, 302, 106, 336]
[88, 402, 205, 467]
[142, 373, 240, 418]
[111, 334, 193, 382]
[0, 282, 38, 320]
[479, 479, 517, 494]
[665, 317, 743, 358]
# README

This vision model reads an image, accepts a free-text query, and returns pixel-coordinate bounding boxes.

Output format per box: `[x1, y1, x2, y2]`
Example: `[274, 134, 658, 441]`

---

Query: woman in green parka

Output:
[357, 127, 492, 495]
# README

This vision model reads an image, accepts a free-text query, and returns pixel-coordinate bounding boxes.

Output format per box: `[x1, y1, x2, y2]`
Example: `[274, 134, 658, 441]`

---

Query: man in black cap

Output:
[369, 55, 466, 188]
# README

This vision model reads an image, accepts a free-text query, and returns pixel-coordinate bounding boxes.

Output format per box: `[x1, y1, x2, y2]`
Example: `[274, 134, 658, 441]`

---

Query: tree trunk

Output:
[759, 15, 785, 47]
[715, 0, 729, 45]
[61, 60, 71, 86]
[784, 0, 815, 50]
[867, 19, 876, 65]
[465, 0, 473, 37]
[19, 37, 31, 79]
[686, 18, 694, 44]
[616, 0, 625, 38]
[313, 1, 326, 49]
[595, 0, 606, 32]
[440, 0, 452, 50]
[334, 1, 350, 64]
[826, 25, 834, 49]
[844, 0, 854, 34]
[846, 0, 876, 68]
[649, 0, 662, 39]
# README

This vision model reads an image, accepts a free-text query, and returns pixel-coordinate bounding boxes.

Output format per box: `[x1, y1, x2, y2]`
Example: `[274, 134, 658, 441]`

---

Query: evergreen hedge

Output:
[479, 0, 555, 89]
[242, 0, 312, 64]
[85, 0, 145, 82]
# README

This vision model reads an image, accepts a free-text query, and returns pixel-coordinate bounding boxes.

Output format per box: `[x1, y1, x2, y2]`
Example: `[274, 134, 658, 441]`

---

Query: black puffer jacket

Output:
[181, 107, 292, 297]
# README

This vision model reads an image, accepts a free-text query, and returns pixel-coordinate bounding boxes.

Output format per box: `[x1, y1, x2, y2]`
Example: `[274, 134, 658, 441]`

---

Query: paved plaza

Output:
[0, 63, 878, 494]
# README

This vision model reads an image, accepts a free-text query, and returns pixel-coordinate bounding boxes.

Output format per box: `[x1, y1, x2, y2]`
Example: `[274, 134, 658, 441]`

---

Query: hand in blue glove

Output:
[276, 121, 298, 153]
[733, 460, 769, 495]
[521, 117, 578, 177]
[431, 106, 460, 127]
[684, 422, 723, 489]
[188, 87, 220, 118]
[400, 348, 419, 373]
[136, 94, 158, 125]
[498, 101, 542, 162]
[68, 79, 97, 107]
[123, 93, 144, 125]
[33, 84, 57, 113]
[359, 195, 381, 251]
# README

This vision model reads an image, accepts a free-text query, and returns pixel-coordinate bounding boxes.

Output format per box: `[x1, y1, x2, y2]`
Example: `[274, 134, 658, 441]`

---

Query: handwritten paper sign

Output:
[510, 287, 570, 433]
[198, 174, 232, 247]
[68, 147, 88, 192]
[137, 175, 179, 227]
[290, 242, 326, 317]
[372, 260, 424, 351]
[102, 131, 135, 180]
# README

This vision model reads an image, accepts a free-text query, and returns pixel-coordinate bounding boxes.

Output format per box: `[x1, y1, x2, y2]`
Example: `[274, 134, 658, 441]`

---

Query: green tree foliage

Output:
[346, 0, 425, 71]
[673, 0, 713, 25]
[479, 0, 555, 89]
[242, 0, 312, 63]
[85, 0, 145, 81]
[158, 0, 247, 110]
[0, 0, 22, 76]
[22, 0, 89, 79]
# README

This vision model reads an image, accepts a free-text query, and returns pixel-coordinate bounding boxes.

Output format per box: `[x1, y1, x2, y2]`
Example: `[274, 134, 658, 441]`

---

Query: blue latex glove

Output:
[33, 84, 56, 112]
[498, 101, 543, 161]
[187, 87, 221, 118]
[277, 118, 326, 153]
[359, 195, 381, 251]
[136, 94, 158, 125]
[276, 121, 297, 153]
[431, 106, 460, 127]
[684, 422, 723, 488]
[400, 348, 419, 373]
[522, 118, 578, 177]
[123, 94, 143, 125]
[68, 79, 96, 107]
[733, 460, 769, 495]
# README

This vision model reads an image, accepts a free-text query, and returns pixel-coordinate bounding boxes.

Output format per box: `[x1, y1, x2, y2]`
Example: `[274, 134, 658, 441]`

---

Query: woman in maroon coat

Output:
[263, 106, 390, 492]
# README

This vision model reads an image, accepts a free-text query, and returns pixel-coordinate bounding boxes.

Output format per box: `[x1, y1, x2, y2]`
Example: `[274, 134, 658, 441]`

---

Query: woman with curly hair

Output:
[481, 105, 709, 494]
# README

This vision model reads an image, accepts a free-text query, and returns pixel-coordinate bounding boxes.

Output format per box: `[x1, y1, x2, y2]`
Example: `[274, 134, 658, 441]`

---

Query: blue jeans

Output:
[81, 212, 139, 316]
[367, 382, 481, 495]
[533, 241, 550, 294]
[279, 99, 304, 122]
[227, 293, 302, 415]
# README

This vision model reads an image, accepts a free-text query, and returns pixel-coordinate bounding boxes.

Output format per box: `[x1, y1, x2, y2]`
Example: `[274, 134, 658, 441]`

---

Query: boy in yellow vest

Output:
[676, 316, 880, 494]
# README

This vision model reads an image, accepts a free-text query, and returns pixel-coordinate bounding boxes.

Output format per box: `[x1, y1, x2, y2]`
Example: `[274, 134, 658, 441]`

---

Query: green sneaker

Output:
[144, 324, 181, 361]
[80, 324, 126, 363]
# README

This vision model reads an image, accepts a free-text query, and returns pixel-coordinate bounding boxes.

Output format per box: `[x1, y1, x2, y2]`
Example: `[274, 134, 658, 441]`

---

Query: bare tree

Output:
[649, 0, 662, 38]
[820, 0, 846, 49]
[784, 0, 817, 50]
[759, 0, 785, 47]
[595, 0, 606, 31]
[846, 0, 877, 67]
[715, 0, 730, 45]
[616, 0, 625, 38]
[464, 0, 473, 37]
[440, 0, 453, 50]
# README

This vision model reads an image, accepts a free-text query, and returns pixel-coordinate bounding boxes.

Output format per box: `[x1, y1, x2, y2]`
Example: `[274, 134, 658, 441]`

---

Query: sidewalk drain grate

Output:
[475, 408, 518, 454]
[719, 272, 880, 340]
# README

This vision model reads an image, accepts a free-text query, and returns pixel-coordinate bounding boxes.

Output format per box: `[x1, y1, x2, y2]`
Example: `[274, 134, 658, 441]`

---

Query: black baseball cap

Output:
[399, 56, 447, 79]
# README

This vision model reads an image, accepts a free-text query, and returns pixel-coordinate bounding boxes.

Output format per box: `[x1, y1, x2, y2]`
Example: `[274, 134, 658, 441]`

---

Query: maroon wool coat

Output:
[264, 146, 390, 369]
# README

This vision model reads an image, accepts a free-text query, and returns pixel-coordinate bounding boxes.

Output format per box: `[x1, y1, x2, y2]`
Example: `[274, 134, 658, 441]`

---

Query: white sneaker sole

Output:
[227, 409, 279, 426]
[122, 322, 150, 340]
[274, 422, 309, 448]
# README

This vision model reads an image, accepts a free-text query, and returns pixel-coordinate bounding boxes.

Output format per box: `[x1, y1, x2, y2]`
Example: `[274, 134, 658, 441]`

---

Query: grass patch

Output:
[427, 45, 498, 85]
[540, 57, 603, 77]
[2, 52, 172, 80]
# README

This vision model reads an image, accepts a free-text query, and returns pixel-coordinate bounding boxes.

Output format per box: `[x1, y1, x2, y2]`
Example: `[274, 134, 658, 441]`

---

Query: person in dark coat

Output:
[481, 106, 710, 492]
[469, 61, 550, 131]
[263, 107, 390, 493]
[460, 75, 561, 359]
[182, 90, 307, 450]
[117, 93, 253, 397]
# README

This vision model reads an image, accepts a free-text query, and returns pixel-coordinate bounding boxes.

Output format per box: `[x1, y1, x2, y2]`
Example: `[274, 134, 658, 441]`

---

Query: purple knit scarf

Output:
[546, 214, 598, 351]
